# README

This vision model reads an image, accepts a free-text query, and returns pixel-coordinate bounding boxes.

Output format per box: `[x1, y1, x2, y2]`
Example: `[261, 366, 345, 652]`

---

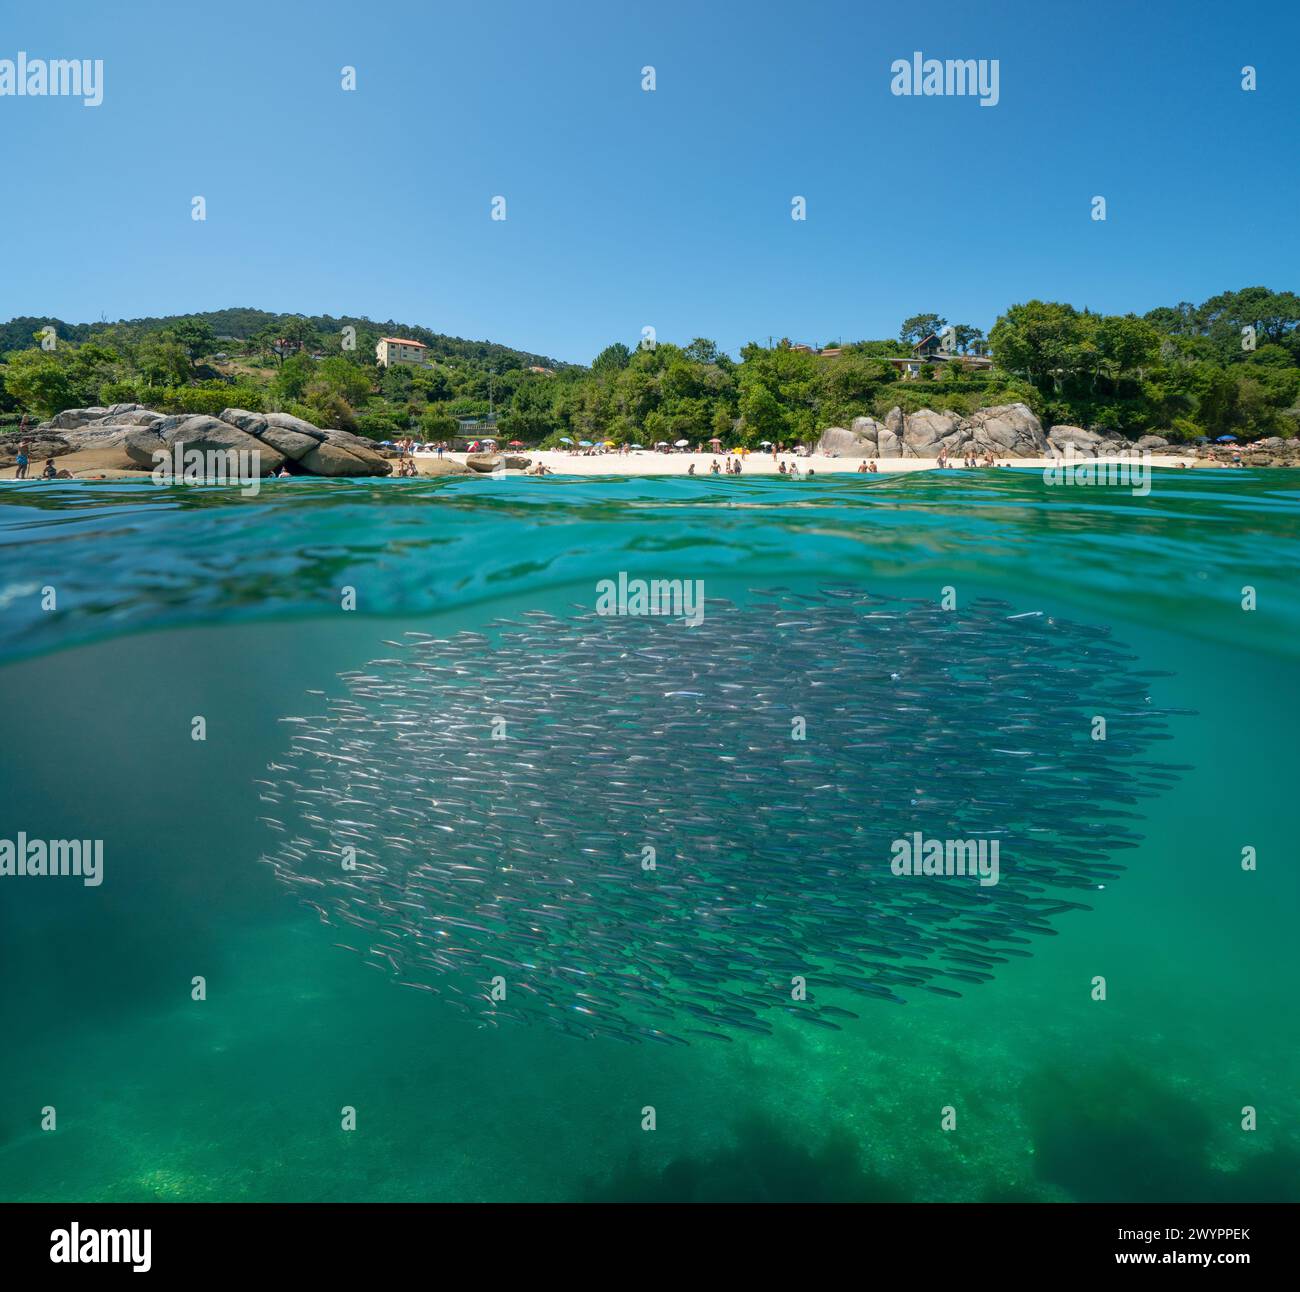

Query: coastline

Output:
[415, 449, 1204, 477]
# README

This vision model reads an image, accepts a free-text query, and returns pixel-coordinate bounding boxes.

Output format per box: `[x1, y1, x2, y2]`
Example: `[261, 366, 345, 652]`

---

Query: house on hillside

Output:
[888, 333, 994, 379]
[376, 336, 429, 368]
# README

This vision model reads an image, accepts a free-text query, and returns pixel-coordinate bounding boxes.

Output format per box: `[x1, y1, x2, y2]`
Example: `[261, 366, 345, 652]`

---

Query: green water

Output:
[0, 470, 1296, 1201]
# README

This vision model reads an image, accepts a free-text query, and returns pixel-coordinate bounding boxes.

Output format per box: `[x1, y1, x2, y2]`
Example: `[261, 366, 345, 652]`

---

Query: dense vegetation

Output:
[3, 289, 1297, 445]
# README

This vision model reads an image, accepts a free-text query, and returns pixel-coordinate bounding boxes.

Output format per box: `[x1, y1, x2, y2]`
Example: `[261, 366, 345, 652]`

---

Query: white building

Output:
[376, 336, 429, 368]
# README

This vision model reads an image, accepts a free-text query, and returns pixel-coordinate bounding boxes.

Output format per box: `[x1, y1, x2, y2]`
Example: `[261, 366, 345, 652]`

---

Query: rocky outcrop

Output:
[300, 441, 376, 477]
[465, 453, 504, 473]
[963, 404, 1048, 456]
[902, 408, 964, 457]
[816, 417, 886, 457]
[816, 402, 1048, 459]
[414, 456, 473, 476]
[48, 406, 109, 429]
[1194, 437, 1300, 467]
[16, 405, 392, 478]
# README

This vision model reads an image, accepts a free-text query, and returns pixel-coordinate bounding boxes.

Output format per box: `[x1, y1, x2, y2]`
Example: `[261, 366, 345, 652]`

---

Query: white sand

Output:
[423, 449, 1201, 477]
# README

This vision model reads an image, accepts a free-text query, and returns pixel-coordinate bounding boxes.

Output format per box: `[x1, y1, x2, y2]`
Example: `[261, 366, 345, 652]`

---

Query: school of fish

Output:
[257, 588, 1190, 1044]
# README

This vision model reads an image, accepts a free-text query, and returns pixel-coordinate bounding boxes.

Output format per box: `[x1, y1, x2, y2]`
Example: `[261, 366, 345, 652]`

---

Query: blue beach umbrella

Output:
[578, 440, 593, 447]
[559, 437, 573, 444]
[1215, 435, 1238, 442]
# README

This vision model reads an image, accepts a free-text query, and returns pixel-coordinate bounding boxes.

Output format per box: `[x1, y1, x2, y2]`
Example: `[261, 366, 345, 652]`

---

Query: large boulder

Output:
[58, 426, 134, 451]
[261, 412, 327, 441]
[318, 429, 390, 471]
[122, 427, 167, 467]
[964, 404, 1047, 457]
[903, 409, 962, 457]
[219, 407, 269, 436]
[503, 455, 532, 470]
[160, 415, 284, 474]
[465, 452, 503, 473]
[256, 426, 320, 461]
[414, 456, 473, 476]
[1047, 425, 1103, 457]
[0, 432, 67, 465]
[299, 441, 388, 477]
[1134, 434, 1170, 452]
[877, 427, 901, 457]
[47, 407, 108, 430]
[89, 408, 163, 428]
[816, 417, 884, 457]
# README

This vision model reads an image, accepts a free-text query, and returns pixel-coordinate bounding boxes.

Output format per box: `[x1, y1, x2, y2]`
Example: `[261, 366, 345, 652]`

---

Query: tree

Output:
[1, 349, 75, 417]
[420, 406, 459, 438]
[900, 313, 948, 345]
[989, 301, 1086, 393]
[274, 352, 316, 402]
[170, 319, 215, 366]
[684, 337, 721, 365]
[592, 342, 631, 375]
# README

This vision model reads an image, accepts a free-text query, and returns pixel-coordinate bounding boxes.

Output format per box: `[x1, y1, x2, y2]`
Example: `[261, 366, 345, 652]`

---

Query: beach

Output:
[419, 449, 1202, 476]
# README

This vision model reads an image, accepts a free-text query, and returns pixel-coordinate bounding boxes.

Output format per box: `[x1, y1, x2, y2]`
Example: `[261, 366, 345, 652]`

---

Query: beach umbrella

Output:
[675, 439, 690, 447]
[579, 440, 593, 447]
[603, 440, 616, 446]
[759, 440, 772, 447]
[508, 440, 523, 447]
[630, 444, 644, 449]
[1215, 435, 1238, 442]
[708, 437, 723, 446]
[559, 437, 573, 444]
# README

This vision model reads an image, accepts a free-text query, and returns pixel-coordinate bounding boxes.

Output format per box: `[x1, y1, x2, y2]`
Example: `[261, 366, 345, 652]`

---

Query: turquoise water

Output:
[0, 470, 1297, 1202]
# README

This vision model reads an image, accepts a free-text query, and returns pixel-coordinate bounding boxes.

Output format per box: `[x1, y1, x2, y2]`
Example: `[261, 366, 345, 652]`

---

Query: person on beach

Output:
[710, 458, 720, 474]
[734, 456, 743, 474]
[857, 460, 869, 472]
[15, 442, 29, 478]
[41, 456, 58, 479]
[779, 462, 788, 474]
[806, 467, 815, 477]
[687, 463, 696, 476]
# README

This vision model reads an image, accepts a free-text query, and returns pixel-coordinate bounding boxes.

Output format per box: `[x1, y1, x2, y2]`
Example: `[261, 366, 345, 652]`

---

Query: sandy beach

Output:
[0, 446, 1208, 481]
[420, 449, 1202, 477]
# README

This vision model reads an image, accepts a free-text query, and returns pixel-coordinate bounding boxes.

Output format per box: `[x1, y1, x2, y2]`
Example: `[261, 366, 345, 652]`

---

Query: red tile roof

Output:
[380, 337, 427, 348]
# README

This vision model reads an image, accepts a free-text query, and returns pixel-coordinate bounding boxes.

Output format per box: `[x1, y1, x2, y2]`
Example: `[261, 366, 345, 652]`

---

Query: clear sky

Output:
[2, 0, 1297, 364]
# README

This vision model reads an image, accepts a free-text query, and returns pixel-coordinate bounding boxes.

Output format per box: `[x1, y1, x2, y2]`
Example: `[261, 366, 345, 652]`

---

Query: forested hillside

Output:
[3, 289, 1296, 445]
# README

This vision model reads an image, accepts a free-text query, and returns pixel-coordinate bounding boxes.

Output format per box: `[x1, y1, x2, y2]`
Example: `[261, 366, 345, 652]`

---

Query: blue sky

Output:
[2, 0, 1297, 364]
